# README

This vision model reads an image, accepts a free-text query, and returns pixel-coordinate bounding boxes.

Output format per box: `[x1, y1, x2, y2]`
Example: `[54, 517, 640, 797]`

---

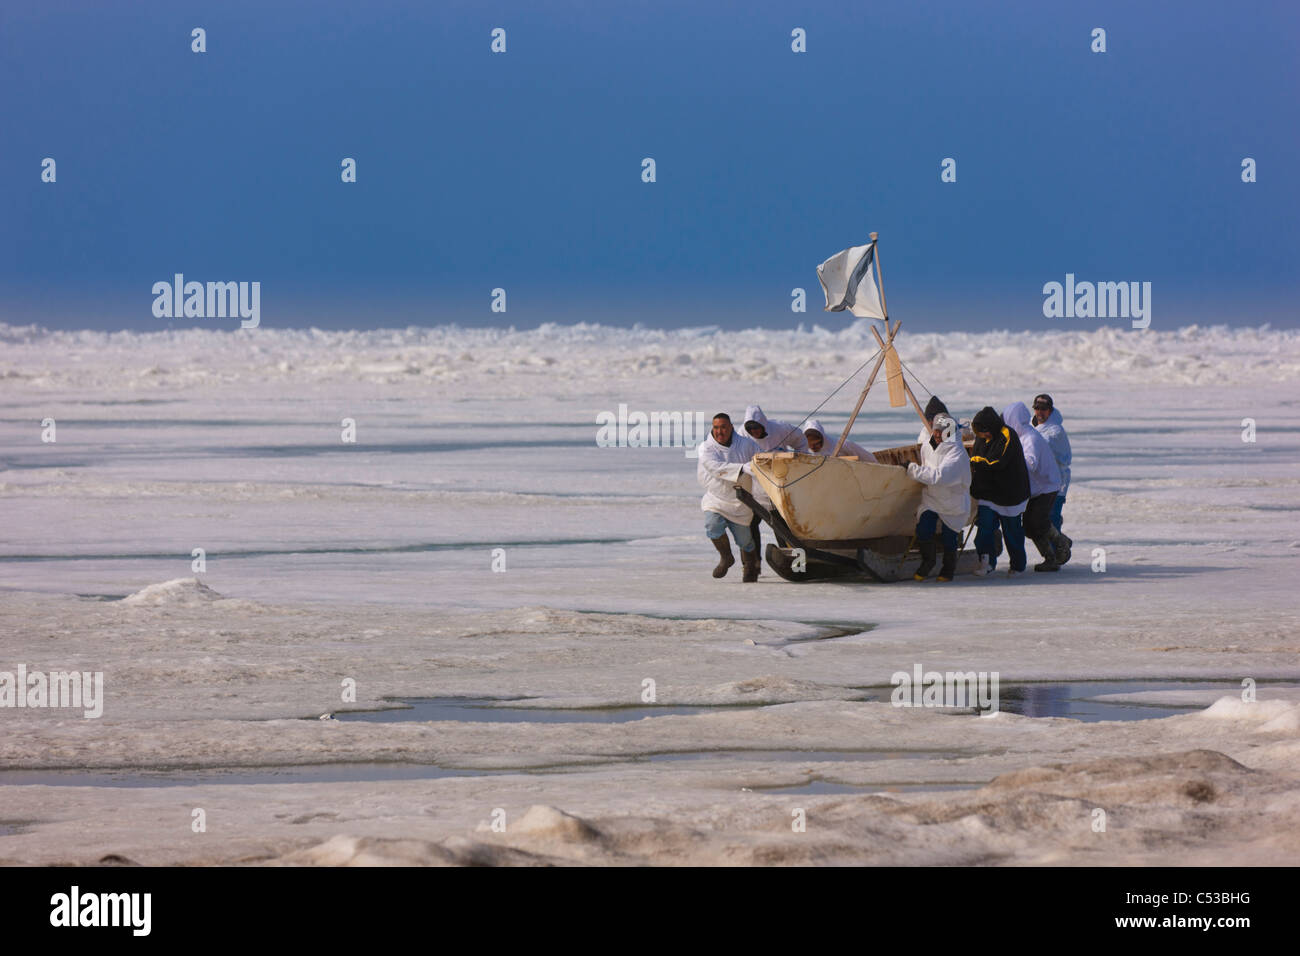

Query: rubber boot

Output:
[710, 536, 735, 578]
[748, 515, 763, 576]
[1048, 527, 1072, 566]
[740, 546, 760, 583]
[913, 540, 937, 581]
[937, 549, 957, 582]
[1032, 537, 1059, 572]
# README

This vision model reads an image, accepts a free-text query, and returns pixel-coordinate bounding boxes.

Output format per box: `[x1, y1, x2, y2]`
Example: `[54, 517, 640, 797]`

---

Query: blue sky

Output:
[2, 0, 1296, 331]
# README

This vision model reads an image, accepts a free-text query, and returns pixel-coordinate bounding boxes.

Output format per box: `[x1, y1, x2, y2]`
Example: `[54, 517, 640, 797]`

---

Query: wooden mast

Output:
[831, 234, 930, 455]
[831, 328, 891, 457]
[872, 231, 889, 319]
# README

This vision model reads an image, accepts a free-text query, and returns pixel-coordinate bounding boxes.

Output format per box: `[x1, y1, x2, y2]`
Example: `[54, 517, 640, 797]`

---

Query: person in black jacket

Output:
[968, 406, 1031, 576]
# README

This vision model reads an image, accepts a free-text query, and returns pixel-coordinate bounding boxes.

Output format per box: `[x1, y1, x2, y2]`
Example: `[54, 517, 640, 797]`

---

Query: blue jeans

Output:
[975, 505, 1027, 572]
[916, 509, 959, 552]
[1050, 495, 1065, 531]
[705, 511, 755, 552]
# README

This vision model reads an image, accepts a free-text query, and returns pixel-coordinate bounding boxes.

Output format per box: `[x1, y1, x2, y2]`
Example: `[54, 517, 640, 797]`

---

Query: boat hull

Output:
[749, 450, 922, 544]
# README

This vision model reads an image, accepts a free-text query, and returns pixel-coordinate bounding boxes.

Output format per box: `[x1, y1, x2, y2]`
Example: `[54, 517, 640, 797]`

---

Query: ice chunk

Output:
[119, 577, 224, 606]
[511, 805, 601, 842]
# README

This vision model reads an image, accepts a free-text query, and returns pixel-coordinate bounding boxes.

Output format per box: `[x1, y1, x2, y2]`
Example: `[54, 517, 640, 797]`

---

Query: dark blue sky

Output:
[2, 0, 1296, 331]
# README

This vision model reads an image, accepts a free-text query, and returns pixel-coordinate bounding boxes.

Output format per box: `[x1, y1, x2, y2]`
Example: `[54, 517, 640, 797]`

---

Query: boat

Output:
[734, 233, 980, 582]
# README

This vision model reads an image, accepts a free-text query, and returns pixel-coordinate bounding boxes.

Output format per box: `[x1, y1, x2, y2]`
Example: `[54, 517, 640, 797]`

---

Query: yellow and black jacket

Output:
[969, 418, 1031, 506]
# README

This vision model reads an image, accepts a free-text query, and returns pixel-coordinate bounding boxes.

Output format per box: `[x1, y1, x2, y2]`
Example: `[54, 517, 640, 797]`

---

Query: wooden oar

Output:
[869, 324, 931, 431]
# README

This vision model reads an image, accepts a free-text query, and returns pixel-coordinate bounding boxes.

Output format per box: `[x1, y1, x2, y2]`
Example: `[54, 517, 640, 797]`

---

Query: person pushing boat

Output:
[696, 412, 762, 582]
[742, 405, 809, 453]
[803, 418, 876, 461]
[1003, 401, 1072, 571]
[969, 406, 1031, 577]
[906, 413, 970, 582]
[741, 404, 808, 574]
[1031, 393, 1072, 533]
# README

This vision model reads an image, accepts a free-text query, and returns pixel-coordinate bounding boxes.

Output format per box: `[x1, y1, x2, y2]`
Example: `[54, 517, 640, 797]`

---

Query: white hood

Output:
[1003, 402, 1061, 497]
[744, 404, 770, 432]
[804, 418, 875, 461]
[743, 404, 810, 453]
[1034, 406, 1072, 495]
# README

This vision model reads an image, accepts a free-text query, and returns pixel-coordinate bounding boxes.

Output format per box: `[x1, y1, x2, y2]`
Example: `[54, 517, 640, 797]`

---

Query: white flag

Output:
[817, 242, 885, 320]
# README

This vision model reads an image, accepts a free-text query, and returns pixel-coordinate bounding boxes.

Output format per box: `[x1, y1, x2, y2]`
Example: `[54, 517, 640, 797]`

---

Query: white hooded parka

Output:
[1035, 407, 1072, 496]
[743, 405, 809, 453]
[1003, 402, 1061, 498]
[804, 418, 877, 462]
[906, 416, 972, 531]
[696, 430, 761, 524]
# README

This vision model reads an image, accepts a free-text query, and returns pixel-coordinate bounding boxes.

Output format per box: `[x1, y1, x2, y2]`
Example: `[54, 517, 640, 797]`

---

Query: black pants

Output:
[1024, 493, 1056, 541]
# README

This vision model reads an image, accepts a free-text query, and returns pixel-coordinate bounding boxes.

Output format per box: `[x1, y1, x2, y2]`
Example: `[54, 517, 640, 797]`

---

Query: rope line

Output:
[897, 355, 933, 402]
[750, 344, 888, 492]
[763, 345, 884, 451]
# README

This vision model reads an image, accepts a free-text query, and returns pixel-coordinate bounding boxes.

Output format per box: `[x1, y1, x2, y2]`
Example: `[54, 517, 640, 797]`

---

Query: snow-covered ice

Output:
[1, 321, 1297, 865]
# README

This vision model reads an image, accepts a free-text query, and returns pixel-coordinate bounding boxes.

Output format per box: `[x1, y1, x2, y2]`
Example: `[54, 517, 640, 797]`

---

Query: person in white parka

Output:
[740, 404, 808, 576]
[1031, 393, 1072, 532]
[742, 404, 810, 454]
[802, 418, 877, 462]
[696, 412, 762, 582]
[905, 413, 971, 582]
[1002, 401, 1072, 572]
